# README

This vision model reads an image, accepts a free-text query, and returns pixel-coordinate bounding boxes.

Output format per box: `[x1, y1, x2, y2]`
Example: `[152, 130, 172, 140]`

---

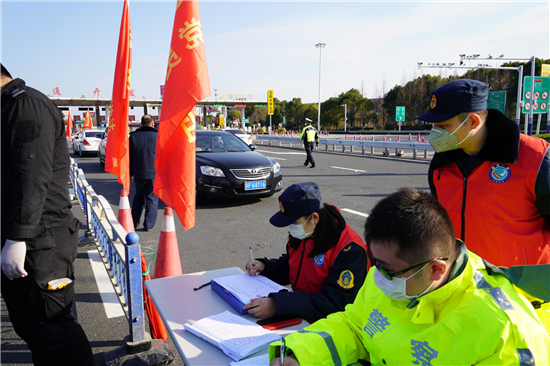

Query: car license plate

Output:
[245, 180, 266, 191]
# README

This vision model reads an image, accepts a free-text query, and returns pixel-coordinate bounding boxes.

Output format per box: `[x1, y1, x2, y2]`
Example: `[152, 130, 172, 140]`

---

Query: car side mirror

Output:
[249, 144, 257, 150]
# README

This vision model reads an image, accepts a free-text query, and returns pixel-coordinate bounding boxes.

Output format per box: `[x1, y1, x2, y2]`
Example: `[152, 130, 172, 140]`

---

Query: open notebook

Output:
[211, 273, 289, 315]
[184, 310, 281, 361]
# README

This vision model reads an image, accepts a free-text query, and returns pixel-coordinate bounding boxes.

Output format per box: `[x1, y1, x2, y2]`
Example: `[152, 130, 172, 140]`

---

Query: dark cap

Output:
[269, 181, 323, 227]
[417, 79, 489, 123]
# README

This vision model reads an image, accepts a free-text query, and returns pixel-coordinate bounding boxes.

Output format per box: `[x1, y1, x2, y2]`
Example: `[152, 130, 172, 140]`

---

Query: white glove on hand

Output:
[1, 240, 28, 280]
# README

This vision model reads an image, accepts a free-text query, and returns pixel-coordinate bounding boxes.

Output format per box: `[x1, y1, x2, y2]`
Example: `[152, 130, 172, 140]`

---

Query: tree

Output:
[228, 109, 241, 121]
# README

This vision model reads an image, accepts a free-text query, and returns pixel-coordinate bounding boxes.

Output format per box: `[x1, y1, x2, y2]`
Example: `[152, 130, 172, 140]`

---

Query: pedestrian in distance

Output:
[244, 181, 367, 322]
[130, 114, 160, 231]
[1, 63, 94, 365]
[269, 188, 550, 366]
[418, 79, 550, 266]
[300, 118, 319, 168]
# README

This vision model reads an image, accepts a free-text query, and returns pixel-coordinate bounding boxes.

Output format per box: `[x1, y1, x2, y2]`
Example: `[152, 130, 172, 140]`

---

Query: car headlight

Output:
[272, 162, 281, 174]
[200, 165, 225, 177]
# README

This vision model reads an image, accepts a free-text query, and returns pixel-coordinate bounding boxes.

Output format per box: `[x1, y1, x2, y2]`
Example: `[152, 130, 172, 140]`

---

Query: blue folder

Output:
[211, 278, 290, 315]
[211, 279, 248, 315]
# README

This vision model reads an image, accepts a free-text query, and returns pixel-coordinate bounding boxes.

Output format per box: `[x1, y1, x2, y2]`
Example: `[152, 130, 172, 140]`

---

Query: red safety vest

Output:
[288, 224, 367, 293]
[433, 134, 550, 266]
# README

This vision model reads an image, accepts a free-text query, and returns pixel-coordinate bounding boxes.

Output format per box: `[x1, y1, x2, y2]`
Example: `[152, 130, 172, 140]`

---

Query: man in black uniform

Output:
[130, 114, 160, 231]
[1, 64, 94, 365]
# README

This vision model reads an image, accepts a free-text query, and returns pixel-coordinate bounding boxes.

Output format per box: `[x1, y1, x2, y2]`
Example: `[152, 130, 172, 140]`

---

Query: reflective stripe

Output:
[474, 271, 514, 311]
[298, 330, 342, 366]
[517, 349, 535, 366]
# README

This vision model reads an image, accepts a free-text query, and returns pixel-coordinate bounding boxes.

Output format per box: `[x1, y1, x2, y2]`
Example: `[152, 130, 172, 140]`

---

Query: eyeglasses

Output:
[367, 247, 448, 280]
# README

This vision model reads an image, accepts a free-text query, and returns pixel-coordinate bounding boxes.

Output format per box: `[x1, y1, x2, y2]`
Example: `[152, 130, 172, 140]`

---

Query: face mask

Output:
[373, 260, 436, 301]
[428, 114, 473, 153]
[288, 215, 316, 240]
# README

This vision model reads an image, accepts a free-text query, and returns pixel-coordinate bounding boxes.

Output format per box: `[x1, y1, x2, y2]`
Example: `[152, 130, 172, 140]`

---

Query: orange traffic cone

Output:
[118, 190, 134, 233]
[371, 135, 375, 141]
[154, 207, 183, 279]
[408, 133, 412, 140]
[397, 135, 401, 142]
[417, 133, 421, 142]
[383, 135, 386, 141]
[422, 136, 425, 142]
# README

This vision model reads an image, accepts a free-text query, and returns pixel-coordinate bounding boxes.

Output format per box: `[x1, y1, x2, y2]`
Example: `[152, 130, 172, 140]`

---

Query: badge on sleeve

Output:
[337, 270, 354, 289]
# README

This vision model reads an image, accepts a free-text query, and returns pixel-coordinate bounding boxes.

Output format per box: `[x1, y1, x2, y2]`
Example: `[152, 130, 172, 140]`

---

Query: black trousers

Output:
[1, 219, 94, 366]
[131, 178, 159, 230]
[304, 142, 316, 167]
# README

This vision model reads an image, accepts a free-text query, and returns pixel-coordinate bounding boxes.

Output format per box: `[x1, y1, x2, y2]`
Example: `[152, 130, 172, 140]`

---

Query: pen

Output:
[193, 282, 211, 291]
[280, 337, 285, 366]
[249, 247, 256, 266]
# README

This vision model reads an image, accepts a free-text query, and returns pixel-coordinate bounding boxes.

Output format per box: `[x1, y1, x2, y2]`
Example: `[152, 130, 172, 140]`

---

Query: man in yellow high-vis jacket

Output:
[269, 188, 550, 366]
[300, 119, 319, 168]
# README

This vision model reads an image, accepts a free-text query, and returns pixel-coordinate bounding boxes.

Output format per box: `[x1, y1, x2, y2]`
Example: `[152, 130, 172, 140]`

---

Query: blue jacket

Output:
[129, 126, 157, 179]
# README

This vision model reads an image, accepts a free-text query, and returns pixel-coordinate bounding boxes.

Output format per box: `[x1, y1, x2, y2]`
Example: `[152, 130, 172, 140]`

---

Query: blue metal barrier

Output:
[69, 160, 146, 344]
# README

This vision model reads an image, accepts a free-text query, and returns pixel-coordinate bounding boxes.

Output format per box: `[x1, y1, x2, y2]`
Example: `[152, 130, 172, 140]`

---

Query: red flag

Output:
[154, 0, 210, 230]
[66, 109, 72, 139]
[105, 0, 132, 192]
[83, 109, 93, 129]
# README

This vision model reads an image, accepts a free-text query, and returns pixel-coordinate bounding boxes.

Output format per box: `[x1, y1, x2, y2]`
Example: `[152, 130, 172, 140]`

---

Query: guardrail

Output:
[255, 136, 434, 159]
[69, 159, 147, 345]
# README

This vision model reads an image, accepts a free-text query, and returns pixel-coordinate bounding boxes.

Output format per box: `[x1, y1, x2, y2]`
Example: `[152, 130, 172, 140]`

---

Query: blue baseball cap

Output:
[269, 181, 324, 227]
[417, 79, 489, 123]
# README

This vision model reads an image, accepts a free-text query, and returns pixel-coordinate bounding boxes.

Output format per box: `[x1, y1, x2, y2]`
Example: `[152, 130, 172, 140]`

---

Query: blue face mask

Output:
[428, 114, 473, 153]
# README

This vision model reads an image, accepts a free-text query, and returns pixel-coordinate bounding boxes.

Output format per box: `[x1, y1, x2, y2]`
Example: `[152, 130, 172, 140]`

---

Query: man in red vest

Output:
[418, 79, 550, 266]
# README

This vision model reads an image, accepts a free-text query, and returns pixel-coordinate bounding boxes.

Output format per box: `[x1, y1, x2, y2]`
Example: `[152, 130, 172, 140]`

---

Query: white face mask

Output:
[373, 260, 436, 301]
[428, 114, 473, 153]
[288, 215, 315, 240]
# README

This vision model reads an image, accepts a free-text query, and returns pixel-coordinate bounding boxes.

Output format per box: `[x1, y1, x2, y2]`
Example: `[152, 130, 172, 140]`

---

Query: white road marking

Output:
[256, 149, 305, 155]
[88, 250, 125, 318]
[331, 166, 367, 173]
[270, 157, 287, 160]
[342, 208, 369, 218]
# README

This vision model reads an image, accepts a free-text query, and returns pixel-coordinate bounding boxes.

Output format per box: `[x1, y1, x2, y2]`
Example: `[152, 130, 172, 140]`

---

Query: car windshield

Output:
[196, 133, 250, 152]
[85, 131, 105, 138]
[226, 129, 245, 134]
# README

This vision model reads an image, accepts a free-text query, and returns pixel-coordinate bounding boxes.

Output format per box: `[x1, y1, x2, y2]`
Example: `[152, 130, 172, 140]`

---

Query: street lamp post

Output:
[341, 104, 347, 132]
[315, 42, 326, 132]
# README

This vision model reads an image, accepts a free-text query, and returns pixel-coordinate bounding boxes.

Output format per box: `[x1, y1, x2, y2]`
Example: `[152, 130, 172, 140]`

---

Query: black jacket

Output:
[129, 126, 158, 179]
[1, 78, 74, 242]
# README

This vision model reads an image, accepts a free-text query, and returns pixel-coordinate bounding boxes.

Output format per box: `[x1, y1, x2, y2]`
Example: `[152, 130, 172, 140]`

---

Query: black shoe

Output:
[303, 162, 308, 167]
[310, 165, 316, 168]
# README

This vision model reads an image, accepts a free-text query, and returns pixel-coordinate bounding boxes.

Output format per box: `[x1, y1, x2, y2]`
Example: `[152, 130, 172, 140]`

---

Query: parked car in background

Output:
[195, 130, 282, 203]
[76, 129, 105, 156]
[223, 128, 253, 146]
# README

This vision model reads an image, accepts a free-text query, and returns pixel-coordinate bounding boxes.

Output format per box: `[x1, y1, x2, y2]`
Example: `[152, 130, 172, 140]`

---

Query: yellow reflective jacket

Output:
[300, 125, 318, 143]
[270, 247, 550, 365]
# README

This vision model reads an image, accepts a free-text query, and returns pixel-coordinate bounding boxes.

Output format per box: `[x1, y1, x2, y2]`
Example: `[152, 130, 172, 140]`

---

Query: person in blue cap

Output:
[418, 78, 550, 267]
[243, 181, 367, 321]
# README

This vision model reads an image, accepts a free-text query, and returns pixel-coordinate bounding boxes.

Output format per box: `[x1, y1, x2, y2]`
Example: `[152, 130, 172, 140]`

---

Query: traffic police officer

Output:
[300, 118, 319, 168]
[1, 63, 94, 365]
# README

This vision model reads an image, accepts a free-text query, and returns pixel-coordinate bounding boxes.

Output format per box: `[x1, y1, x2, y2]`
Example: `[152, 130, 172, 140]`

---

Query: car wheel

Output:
[196, 190, 207, 205]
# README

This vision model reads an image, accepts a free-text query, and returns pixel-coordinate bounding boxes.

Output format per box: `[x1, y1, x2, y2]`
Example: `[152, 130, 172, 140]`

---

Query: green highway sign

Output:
[522, 76, 550, 114]
[243, 118, 249, 123]
[487, 91, 506, 115]
[396, 106, 405, 122]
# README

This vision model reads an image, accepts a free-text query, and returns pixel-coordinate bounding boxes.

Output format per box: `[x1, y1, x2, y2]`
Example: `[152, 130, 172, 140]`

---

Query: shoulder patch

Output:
[337, 270, 354, 289]
[342, 244, 352, 252]
[10, 88, 26, 99]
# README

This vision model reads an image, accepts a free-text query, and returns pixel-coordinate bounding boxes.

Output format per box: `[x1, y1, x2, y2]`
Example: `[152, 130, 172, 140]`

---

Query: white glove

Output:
[1, 240, 28, 280]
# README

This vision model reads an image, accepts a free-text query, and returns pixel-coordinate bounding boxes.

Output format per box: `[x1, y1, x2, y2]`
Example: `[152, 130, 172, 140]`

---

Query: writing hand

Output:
[1, 240, 28, 280]
[245, 259, 264, 276]
[243, 297, 276, 319]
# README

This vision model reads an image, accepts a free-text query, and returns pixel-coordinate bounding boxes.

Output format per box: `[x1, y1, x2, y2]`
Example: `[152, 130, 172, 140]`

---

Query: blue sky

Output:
[2, 0, 549, 110]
